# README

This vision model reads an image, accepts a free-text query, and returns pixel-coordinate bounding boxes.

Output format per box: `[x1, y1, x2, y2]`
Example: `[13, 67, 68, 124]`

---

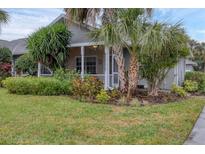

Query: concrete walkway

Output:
[184, 106, 205, 145]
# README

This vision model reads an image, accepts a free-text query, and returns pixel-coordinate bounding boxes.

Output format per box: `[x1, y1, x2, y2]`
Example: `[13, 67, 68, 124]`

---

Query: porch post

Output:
[81, 46, 85, 79]
[37, 62, 41, 77]
[104, 46, 110, 90]
[11, 59, 14, 76]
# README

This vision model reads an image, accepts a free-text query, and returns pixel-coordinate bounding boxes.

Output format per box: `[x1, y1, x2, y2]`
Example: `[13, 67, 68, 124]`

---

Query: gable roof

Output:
[50, 14, 95, 46]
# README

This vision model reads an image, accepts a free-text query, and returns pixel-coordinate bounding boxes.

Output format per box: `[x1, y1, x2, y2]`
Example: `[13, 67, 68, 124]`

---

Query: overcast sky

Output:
[1, 8, 205, 42]
[0, 9, 64, 41]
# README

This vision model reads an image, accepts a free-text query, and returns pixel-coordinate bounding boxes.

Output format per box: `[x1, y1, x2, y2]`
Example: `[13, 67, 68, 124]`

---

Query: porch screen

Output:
[76, 57, 97, 74]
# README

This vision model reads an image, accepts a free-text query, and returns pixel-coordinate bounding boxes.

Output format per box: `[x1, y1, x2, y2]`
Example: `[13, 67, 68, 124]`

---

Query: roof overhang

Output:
[69, 41, 104, 47]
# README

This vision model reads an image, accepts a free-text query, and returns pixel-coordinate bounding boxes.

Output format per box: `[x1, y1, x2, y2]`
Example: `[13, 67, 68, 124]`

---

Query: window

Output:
[41, 64, 52, 75]
[76, 57, 97, 74]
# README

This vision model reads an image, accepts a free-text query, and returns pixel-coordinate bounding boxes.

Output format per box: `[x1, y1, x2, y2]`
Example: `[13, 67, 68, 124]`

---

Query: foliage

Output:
[96, 89, 111, 104]
[189, 39, 205, 71]
[0, 9, 9, 23]
[171, 84, 187, 97]
[3, 77, 72, 95]
[15, 53, 37, 75]
[108, 88, 121, 100]
[0, 47, 12, 63]
[54, 68, 79, 81]
[0, 88, 205, 144]
[185, 71, 205, 92]
[0, 9, 9, 30]
[27, 23, 71, 69]
[183, 80, 198, 92]
[72, 76, 103, 100]
[0, 47, 12, 86]
[140, 22, 189, 96]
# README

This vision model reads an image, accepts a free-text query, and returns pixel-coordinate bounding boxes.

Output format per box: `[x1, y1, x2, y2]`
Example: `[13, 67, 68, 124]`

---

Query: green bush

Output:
[72, 76, 103, 100]
[184, 80, 198, 92]
[185, 71, 205, 92]
[54, 68, 79, 81]
[15, 53, 37, 75]
[96, 89, 111, 104]
[171, 84, 187, 97]
[3, 77, 72, 95]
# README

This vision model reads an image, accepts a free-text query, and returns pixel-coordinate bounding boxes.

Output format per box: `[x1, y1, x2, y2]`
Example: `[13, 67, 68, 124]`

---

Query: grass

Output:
[0, 88, 204, 144]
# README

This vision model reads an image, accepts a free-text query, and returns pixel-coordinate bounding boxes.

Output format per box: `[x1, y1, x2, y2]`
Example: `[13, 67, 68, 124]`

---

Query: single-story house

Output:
[0, 14, 191, 90]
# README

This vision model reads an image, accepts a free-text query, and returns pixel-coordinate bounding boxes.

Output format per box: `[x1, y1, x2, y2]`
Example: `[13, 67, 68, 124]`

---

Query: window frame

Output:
[75, 55, 98, 74]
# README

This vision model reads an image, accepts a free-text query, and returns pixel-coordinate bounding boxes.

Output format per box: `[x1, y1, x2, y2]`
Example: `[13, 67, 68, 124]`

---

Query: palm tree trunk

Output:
[112, 46, 127, 93]
[127, 53, 139, 100]
[148, 81, 159, 96]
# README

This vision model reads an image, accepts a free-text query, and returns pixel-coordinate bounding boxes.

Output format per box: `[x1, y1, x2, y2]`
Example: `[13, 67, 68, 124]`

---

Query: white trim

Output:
[104, 46, 110, 90]
[70, 41, 103, 47]
[81, 46, 85, 79]
[37, 62, 41, 77]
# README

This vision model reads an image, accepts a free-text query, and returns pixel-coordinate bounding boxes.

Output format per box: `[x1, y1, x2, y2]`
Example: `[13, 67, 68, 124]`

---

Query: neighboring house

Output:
[0, 14, 188, 90]
[0, 39, 51, 76]
[0, 38, 27, 76]
[185, 59, 197, 72]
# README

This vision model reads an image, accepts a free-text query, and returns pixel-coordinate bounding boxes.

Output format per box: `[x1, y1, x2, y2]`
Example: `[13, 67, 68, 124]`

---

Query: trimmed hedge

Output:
[3, 77, 72, 95]
[185, 71, 205, 92]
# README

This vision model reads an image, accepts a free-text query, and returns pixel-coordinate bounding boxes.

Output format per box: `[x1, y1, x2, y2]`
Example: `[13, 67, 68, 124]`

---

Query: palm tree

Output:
[90, 20, 128, 93]
[0, 9, 9, 31]
[140, 22, 189, 96]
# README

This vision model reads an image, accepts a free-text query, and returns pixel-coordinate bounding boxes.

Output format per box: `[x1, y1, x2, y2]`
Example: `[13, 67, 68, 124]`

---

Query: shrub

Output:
[171, 84, 187, 97]
[0, 63, 11, 87]
[3, 77, 72, 95]
[72, 76, 103, 100]
[0, 47, 12, 87]
[185, 71, 205, 92]
[96, 89, 111, 104]
[54, 68, 79, 81]
[108, 88, 121, 99]
[184, 80, 198, 92]
[15, 53, 37, 76]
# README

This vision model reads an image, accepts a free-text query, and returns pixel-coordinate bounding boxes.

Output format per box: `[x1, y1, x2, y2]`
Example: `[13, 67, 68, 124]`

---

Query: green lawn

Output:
[0, 88, 204, 144]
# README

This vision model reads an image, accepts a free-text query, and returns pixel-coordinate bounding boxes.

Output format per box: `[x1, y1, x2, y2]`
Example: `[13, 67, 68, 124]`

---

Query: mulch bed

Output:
[71, 89, 188, 106]
[134, 89, 184, 104]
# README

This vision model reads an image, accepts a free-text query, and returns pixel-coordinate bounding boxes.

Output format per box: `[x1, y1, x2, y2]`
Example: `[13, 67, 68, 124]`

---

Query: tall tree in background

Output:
[189, 39, 205, 72]
[0, 9, 9, 31]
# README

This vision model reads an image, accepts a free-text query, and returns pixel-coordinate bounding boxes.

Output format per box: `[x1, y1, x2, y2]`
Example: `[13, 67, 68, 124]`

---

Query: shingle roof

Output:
[0, 38, 27, 55]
